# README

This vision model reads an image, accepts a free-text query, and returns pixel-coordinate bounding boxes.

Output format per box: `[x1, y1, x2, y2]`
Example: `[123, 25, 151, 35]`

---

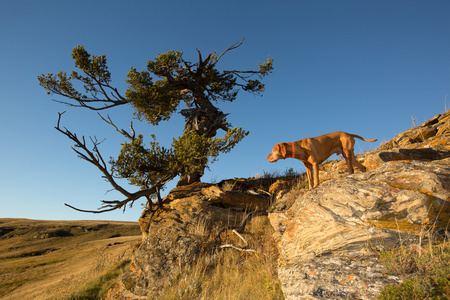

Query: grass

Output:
[257, 167, 302, 180]
[379, 238, 450, 299]
[63, 259, 132, 300]
[149, 215, 284, 300]
[0, 219, 141, 299]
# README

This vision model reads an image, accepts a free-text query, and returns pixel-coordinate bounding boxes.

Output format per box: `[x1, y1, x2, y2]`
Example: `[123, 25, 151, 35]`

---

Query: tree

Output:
[38, 39, 273, 213]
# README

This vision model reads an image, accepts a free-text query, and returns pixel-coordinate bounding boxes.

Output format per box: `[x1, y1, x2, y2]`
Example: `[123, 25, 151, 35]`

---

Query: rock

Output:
[108, 183, 270, 299]
[201, 185, 270, 210]
[278, 255, 402, 300]
[108, 109, 450, 299]
[268, 179, 295, 202]
[380, 110, 450, 150]
[379, 148, 450, 161]
[270, 158, 450, 299]
[269, 110, 450, 300]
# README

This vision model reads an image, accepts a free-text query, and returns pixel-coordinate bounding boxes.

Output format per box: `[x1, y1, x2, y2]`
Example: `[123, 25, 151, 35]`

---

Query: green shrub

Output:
[379, 240, 450, 299]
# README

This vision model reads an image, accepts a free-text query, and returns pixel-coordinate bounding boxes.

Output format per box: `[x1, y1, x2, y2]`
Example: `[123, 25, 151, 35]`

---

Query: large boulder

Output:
[269, 110, 450, 299]
[269, 158, 450, 299]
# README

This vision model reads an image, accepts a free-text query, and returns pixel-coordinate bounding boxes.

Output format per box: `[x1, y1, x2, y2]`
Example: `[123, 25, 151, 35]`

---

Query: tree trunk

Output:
[177, 108, 228, 186]
[177, 171, 203, 186]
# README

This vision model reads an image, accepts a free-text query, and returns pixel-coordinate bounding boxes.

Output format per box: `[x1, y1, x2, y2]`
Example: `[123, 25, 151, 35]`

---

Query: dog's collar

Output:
[291, 142, 295, 158]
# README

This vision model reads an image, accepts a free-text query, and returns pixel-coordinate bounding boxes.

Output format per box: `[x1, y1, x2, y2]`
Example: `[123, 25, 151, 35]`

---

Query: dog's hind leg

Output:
[342, 152, 355, 174]
[351, 154, 367, 172]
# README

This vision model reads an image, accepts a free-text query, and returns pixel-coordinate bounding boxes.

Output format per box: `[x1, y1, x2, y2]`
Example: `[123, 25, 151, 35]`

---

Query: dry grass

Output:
[0, 219, 141, 300]
[60, 259, 132, 300]
[0, 216, 283, 300]
[257, 167, 302, 180]
[150, 215, 284, 300]
[379, 235, 450, 299]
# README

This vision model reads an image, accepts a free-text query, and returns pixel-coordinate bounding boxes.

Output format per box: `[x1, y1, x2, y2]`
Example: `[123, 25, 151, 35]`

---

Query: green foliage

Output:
[172, 130, 211, 175]
[125, 70, 183, 125]
[379, 276, 450, 299]
[38, 46, 114, 102]
[71, 45, 111, 85]
[379, 241, 450, 299]
[125, 48, 273, 123]
[112, 127, 249, 191]
[210, 127, 249, 155]
[111, 134, 174, 189]
[147, 50, 183, 76]
[173, 127, 249, 173]
[259, 57, 274, 75]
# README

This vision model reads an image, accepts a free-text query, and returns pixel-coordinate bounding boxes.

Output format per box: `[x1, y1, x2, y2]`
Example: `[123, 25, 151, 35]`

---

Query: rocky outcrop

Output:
[379, 111, 450, 150]
[108, 110, 450, 299]
[269, 110, 450, 299]
[107, 181, 273, 299]
[270, 158, 450, 299]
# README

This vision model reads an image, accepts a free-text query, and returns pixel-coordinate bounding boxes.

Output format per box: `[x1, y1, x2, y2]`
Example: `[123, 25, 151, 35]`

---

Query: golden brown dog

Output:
[266, 131, 377, 190]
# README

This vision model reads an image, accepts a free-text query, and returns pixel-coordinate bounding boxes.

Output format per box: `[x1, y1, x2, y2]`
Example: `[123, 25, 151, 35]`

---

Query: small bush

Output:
[379, 240, 450, 299]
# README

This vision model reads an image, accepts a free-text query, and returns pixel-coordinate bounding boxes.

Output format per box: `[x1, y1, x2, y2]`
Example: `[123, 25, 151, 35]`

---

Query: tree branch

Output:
[56, 112, 176, 213]
[215, 37, 245, 62]
[98, 113, 136, 141]
[52, 98, 128, 111]
[219, 230, 256, 253]
[215, 209, 266, 245]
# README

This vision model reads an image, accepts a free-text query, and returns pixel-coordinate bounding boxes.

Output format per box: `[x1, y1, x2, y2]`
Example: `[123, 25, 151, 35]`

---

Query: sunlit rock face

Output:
[269, 110, 450, 299]
[108, 110, 450, 300]
[107, 180, 272, 299]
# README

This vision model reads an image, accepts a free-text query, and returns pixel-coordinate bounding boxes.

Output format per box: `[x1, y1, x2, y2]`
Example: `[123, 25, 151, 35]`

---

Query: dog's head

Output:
[266, 143, 287, 163]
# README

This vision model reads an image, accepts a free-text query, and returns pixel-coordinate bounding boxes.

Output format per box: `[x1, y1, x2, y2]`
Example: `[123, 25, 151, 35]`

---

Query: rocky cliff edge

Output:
[270, 110, 450, 299]
[108, 110, 450, 299]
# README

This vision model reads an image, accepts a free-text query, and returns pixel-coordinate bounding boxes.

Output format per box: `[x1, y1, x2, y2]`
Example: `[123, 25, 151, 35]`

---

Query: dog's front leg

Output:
[312, 162, 320, 188]
[303, 162, 314, 190]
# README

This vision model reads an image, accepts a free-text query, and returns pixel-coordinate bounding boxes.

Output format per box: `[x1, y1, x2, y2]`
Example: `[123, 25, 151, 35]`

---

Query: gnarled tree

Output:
[38, 39, 273, 213]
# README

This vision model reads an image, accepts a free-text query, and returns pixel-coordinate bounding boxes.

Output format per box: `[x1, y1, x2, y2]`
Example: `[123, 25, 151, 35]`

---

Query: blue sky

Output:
[1, 1, 449, 221]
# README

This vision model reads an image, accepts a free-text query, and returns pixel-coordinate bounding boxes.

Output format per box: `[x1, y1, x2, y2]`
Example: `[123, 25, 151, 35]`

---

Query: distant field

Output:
[0, 218, 141, 300]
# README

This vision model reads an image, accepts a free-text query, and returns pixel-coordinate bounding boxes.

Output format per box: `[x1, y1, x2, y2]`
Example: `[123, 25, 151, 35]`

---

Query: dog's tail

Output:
[350, 134, 377, 142]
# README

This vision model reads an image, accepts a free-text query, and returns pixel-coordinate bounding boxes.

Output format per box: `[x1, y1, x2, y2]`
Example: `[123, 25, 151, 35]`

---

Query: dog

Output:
[266, 131, 377, 190]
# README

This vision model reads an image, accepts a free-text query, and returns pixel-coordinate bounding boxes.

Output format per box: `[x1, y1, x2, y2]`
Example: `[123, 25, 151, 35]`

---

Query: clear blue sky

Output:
[1, 1, 449, 221]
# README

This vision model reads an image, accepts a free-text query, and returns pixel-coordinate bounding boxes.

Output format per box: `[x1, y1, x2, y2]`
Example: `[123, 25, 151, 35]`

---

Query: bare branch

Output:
[53, 98, 128, 111]
[196, 48, 203, 65]
[64, 176, 173, 214]
[55, 112, 177, 213]
[55, 116, 131, 197]
[222, 69, 264, 79]
[216, 37, 245, 62]
[56, 111, 66, 128]
[98, 113, 136, 141]
[219, 230, 256, 252]
[64, 203, 118, 214]
[215, 209, 266, 245]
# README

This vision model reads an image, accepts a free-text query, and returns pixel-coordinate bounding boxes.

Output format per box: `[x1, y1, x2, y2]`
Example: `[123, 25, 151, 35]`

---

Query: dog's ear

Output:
[279, 143, 287, 158]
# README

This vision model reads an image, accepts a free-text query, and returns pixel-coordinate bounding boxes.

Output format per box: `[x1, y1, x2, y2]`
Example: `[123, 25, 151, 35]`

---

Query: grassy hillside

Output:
[0, 218, 141, 300]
